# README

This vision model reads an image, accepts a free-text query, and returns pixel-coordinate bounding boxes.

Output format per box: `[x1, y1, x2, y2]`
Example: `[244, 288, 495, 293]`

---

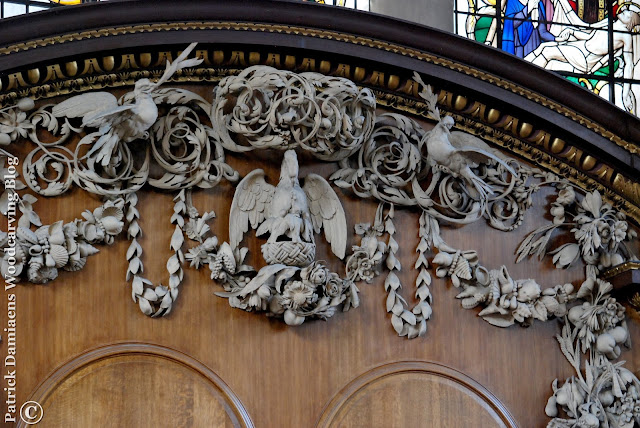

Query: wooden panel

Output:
[317, 362, 516, 428]
[17, 344, 252, 428]
[3, 87, 640, 428]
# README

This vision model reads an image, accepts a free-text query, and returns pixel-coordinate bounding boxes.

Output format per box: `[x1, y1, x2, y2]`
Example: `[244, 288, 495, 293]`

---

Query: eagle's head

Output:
[280, 150, 299, 182]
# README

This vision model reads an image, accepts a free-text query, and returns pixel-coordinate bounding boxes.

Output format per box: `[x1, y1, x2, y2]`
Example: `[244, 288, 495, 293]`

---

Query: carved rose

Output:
[352, 256, 375, 283]
[556, 186, 575, 205]
[302, 262, 329, 286]
[323, 273, 344, 298]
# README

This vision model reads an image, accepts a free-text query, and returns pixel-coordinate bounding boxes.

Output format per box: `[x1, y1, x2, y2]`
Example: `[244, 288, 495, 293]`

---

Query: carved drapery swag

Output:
[0, 45, 639, 426]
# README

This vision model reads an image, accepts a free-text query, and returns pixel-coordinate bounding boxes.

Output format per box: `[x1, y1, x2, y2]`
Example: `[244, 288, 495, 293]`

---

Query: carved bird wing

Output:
[51, 92, 125, 126]
[448, 131, 518, 176]
[229, 169, 276, 249]
[82, 104, 136, 129]
[303, 174, 347, 259]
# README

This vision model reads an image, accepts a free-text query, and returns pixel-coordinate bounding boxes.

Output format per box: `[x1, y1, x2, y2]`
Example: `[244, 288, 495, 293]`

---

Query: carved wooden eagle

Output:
[229, 150, 347, 259]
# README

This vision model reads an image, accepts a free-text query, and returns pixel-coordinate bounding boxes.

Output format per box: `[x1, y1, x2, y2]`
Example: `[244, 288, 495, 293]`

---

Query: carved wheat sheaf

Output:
[0, 44, 639, 426]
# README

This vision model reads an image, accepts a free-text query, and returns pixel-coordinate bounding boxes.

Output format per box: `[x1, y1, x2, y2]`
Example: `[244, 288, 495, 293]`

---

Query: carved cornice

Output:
[2, 49, 639, 425]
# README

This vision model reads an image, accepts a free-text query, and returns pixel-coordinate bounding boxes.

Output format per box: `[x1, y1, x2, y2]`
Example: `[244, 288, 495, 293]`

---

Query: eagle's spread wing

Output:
[303, 174, 347, 259]
[229, 169, 275, 249]
[52, 92, 121, 126]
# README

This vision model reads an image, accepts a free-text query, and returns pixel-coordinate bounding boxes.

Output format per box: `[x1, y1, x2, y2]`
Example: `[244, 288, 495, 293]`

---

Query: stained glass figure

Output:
[455, 0, 640, 115]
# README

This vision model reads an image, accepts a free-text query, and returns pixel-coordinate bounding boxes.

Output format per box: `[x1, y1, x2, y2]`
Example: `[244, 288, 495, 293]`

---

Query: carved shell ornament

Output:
[0, 44, 639, 425]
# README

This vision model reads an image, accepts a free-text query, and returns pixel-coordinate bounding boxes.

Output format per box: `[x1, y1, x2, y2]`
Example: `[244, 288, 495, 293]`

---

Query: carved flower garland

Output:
[0, 62, 639, 426]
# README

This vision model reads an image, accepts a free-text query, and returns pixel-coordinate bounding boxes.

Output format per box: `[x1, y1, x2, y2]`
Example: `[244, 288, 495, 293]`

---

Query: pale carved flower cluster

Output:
[0, 198, 123, 283]
[0, 98, 34, 145]
[545, 280, 637, 428]
[520, 186, 636, 271]
[212, 257, 359, 325]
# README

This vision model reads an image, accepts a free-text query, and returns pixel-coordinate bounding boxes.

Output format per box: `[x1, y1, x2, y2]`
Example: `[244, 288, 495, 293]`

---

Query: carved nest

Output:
[262, 242, 316, 267]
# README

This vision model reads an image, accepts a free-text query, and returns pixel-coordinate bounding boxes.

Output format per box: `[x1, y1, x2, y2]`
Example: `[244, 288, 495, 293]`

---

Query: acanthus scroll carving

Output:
[0, 44, 639, 426]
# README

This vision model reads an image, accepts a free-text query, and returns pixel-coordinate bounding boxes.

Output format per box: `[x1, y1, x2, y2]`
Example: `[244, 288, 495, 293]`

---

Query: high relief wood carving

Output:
[1, 43, 639, 426]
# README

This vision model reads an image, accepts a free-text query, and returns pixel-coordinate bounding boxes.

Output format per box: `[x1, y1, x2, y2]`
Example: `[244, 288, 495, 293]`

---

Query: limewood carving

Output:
[0, 45, 639, 426]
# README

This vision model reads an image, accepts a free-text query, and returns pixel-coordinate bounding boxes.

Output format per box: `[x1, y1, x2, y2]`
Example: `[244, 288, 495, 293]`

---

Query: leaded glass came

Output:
[455, 0, 640, 116]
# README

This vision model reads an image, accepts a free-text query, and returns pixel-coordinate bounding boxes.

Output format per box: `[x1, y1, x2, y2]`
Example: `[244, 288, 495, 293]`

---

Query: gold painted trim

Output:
[1, 21, 639, 157]
[602, 261, 640, 279]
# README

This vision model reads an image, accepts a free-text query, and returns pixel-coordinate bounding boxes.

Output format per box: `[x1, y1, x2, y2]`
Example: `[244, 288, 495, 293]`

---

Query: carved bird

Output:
[411, 71, 517, 201]
[421, 115, 517, 200]
[229, 149, 347, 259]
[52, 43, 203, 167]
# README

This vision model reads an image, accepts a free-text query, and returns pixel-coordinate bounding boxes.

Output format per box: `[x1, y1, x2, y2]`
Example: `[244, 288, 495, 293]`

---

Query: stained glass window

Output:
[0, 0, 102, 18]
[455, 0, 640, 116]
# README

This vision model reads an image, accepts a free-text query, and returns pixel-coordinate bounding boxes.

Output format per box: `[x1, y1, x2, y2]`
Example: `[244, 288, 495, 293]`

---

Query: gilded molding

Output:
[0, 21, 638, 157]
[602, 261, 640, 279]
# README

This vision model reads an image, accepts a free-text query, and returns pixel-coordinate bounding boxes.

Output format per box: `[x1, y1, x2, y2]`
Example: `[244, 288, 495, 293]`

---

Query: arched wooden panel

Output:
[17, 343, 253, 428]
[317, 361, 517, 428]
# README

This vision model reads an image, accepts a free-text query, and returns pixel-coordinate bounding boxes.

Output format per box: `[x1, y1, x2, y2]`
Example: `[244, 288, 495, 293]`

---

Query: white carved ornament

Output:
[0, 45, 638, 426]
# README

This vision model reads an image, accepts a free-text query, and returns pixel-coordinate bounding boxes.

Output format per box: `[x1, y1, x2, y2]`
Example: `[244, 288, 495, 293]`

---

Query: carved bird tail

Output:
[462, 167, 494, 202]
[84, 131, 119, 167]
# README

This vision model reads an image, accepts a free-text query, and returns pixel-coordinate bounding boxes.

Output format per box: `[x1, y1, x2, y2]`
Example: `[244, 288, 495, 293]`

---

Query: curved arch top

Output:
[316, 361, 519, 428]
[19, 342, 254, 428]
